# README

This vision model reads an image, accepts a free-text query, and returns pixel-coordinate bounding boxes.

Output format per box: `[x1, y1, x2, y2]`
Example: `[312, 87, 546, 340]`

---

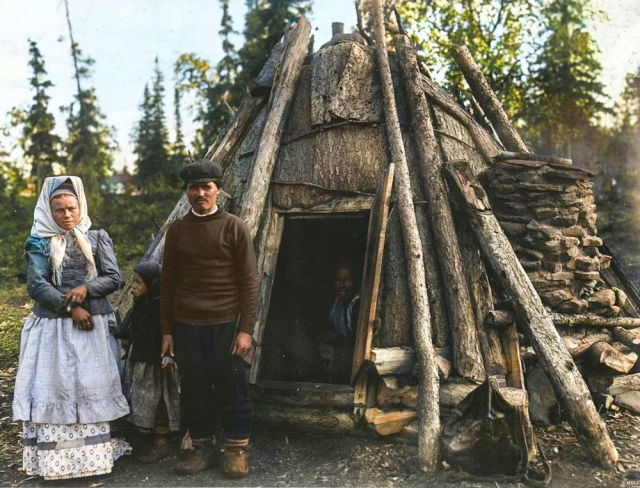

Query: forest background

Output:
[1, 0, 640, 360]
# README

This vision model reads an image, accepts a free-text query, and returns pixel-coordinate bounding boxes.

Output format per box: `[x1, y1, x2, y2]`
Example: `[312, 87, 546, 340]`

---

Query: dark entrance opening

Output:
[259, 213, 369, 385]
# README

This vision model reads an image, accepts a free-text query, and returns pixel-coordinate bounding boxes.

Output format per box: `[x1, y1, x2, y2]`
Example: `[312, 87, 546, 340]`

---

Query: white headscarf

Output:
[31, 176, 97, 286]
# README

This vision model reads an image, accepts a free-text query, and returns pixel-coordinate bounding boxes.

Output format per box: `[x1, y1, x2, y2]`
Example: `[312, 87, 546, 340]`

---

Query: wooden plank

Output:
[238, 18, 312, 237]
[444, 159, 618, 468]
[352, 165, 395, 407]
[248, 207, 285, 384]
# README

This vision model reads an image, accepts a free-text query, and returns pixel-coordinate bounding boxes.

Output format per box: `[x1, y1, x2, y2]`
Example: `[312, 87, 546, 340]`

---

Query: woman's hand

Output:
[231, 332, 253, 360]
[161, 334, 174, 367]
[71, 307, 93, 331]
[64, 284, 88, 309]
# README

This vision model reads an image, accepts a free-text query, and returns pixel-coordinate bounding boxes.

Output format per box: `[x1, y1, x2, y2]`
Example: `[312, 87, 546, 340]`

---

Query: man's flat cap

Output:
[179, 160, 224, 185]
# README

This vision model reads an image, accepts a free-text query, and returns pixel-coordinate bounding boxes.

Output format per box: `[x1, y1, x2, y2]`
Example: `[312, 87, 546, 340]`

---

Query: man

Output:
[160, 160, 258, 477]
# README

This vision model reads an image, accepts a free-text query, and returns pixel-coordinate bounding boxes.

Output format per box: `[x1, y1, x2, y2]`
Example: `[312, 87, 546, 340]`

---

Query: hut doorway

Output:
[257, 213, 369, 386]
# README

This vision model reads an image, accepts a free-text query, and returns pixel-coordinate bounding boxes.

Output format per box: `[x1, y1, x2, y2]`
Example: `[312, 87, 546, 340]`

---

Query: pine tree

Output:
[133, 59, 173, 185]
[62, 0, 116, 202]
[12, 41, 62, 193]
[521, 0, 609, 157]
[170, 85, 186, 170]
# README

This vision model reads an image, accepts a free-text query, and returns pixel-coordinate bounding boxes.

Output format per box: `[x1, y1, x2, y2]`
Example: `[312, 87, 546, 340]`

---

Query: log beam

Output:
[372, 3, 440, 471]
[444, 160, 618, 468]
[450, 46, 529, 154]
[238, 18, 311, 237]
[486, 310, 640, 329]
[396, 35, 485, 384]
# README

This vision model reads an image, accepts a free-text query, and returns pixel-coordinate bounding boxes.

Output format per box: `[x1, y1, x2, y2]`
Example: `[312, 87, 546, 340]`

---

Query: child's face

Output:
[131, 273, 148, 299]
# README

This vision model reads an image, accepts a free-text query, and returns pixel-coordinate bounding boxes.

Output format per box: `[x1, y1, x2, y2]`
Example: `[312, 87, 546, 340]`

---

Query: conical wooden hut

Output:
[116, 10, 640, 473]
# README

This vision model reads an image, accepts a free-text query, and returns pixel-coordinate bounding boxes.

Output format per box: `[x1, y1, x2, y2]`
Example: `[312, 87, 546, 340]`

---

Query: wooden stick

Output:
[486, 310, 640, 329]
[372, 0, 440, 472]
[396, 35, 485, 384]
[238, 18, 311, 238]
[450, 45, 529, 154]
[444, 160, 618, 468]
[613, 327, 640, 351]
[493, 151, 573, 167]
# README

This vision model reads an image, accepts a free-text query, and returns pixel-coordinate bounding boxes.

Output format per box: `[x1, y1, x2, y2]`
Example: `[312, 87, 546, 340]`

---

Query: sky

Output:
[0, 0, 639, 172]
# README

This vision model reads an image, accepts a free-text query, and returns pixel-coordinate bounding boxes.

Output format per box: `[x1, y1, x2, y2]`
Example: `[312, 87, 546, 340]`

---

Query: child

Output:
[123, 262, 180, 463]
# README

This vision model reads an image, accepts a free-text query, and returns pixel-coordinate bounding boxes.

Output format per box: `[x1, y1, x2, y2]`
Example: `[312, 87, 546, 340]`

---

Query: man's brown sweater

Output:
[160, 208, 259, 336]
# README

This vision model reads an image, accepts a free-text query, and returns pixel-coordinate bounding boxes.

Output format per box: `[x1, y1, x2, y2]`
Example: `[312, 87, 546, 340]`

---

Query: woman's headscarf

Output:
[30, 176, 97, 286]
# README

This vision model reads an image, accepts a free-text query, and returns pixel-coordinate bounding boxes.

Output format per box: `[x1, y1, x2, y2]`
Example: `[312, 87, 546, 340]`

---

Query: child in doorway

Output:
[123, 262, 180, 463]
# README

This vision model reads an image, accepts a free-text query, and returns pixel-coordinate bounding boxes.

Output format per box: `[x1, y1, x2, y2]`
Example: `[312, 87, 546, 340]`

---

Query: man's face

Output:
[186, 181, 219, 214]
[334, 268, 354, 300]
[50, 194, 81, 231]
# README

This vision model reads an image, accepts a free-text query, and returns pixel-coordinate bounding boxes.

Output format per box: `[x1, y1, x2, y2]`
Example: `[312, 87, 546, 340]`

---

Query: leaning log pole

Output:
[450, 45, 529, 154]
[372, 0, 440, 472]
[396, 35, 485, 383]
[444, 160, 618, 468]
[238, 18, 311, 238]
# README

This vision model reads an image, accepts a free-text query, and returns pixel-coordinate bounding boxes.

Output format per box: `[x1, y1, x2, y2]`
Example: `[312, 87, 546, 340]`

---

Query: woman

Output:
[12, 176, 130, 480]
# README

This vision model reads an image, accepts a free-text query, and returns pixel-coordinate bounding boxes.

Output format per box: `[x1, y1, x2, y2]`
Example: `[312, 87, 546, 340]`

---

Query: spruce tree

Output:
[521, 0, 609, 156]
[62, 0, 116, 202]
[133, 59, 173, 185]
[170, 85, 186, 170]
[12, 41, 62, 193]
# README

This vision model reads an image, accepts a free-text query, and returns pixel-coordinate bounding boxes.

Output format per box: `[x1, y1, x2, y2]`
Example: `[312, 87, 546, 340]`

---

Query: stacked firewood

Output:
[482, 157, 624, 317]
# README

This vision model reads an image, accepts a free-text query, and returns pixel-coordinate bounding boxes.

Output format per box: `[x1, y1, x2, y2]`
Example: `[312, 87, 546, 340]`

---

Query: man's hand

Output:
[71, 307, 93, 331]
[231, 331, 253, 360]
[161, 334, 174, 367]
[64, 284, 88, 309]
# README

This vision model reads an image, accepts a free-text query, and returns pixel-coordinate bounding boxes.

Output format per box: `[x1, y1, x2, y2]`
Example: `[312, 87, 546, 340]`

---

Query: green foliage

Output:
[520, 0, 609, 156]
[92, 186, 184, 270]
[9, 41, 62, 194]
[176, 0, 312, 154]
[62, 0, 117, 207]
[133, 59, 177, 186]
[397, 0, 537, 118]
[239, 0, 312, 82]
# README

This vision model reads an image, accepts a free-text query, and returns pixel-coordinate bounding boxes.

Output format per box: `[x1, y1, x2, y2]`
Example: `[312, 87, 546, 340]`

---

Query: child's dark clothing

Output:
[123, 264, 180, 433]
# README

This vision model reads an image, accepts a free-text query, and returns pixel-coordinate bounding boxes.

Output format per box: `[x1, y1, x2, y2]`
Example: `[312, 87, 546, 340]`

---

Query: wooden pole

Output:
[450, 45, 529, 154]
[396, 35, 485, 383]
[238, 18, 311, 238]
[486, 310, 640, 329]
[444, 160, 618, 468]
[371, 0, 440, 472]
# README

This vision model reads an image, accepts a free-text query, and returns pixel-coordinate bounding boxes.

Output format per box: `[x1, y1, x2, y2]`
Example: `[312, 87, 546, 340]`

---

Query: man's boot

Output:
[222, 439, 249, 478]
[174, 438, 217, 475]
[138, 434, 171, 464]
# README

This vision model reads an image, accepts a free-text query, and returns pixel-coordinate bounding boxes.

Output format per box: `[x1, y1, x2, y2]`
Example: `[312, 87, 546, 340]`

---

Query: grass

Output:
[0, 279, 30, 370]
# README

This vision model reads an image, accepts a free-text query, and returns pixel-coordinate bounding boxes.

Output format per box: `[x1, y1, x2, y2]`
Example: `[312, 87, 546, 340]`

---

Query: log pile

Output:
[482, 157, 624, 317]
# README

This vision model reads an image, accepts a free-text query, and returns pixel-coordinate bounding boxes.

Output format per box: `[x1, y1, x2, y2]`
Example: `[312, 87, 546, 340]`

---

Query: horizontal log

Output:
[610, 373, 640, 396]
[587, 341, 637, 374]
[486, 310, 640, 329]
[493, 151, 574, 168]
[253, 404, 357, 435]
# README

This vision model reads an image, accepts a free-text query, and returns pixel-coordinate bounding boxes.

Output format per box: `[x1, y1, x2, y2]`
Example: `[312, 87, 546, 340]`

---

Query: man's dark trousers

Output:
[174, 321, 250, 442]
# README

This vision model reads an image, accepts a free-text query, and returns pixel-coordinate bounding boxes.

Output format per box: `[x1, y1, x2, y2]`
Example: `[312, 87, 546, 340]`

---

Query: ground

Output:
[2, 195, 640, 488]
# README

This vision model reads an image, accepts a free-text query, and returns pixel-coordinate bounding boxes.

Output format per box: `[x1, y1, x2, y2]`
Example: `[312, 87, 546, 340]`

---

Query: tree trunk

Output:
[238, 18, 312, 238]
[444, 160, 618, 468]
[372, 3, 440, 471]
[450, 46, 529, 154]
[396, 35, 485, 384]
